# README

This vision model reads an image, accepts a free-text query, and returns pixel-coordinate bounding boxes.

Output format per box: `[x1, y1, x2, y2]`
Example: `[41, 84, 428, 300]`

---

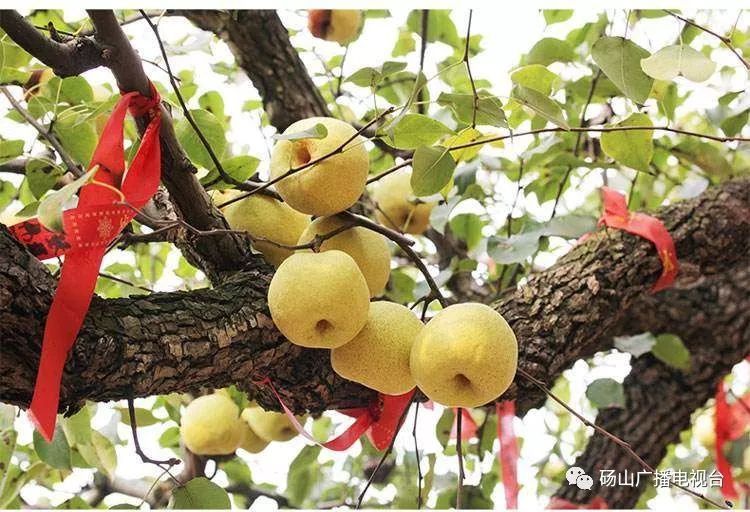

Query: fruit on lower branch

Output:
[410, 303, 518, 408]
[270, 117, 369, 216]
[297, 216, 391, 297]
[238, 408, 270, 453]
[242, 406, 300, 443]
[216, 190, 311, 267]
[308, 10, 363, 45]
[268, 250, 370, 348]
[331, 301, 422, 395]
[693, 410, 716, 448]
[180, 393, 244, 455]
[370, 169, 435, 235]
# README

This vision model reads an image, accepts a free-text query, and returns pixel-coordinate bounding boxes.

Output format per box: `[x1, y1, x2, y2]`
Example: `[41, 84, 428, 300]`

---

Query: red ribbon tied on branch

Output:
[598, 187, 678, 293]
[258, 377, 414, 451]
[9, 83, 162, 441]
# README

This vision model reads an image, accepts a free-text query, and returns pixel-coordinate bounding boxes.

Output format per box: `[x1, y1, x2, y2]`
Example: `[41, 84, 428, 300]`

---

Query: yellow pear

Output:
[180, 393, 244, 455]
[215, 190, 311, 267]
[331, 301, 422, 395]
[270, 117, 369, 216]
[410, 303, 518, 408]
[308, 10, 363, 45]
[370, 170, 435, 235]
[238, 408, 270, 453]
[297, 216, 390, 297]
[242, 406, 300, 443]
[268, 250, 370, 348]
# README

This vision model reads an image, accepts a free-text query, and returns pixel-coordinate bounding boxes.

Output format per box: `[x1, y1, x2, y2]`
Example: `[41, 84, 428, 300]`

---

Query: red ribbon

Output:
[715, 381, 739, 500]
[258, 377, 414, 451]
[496, 400, 519, 509]
[598, 187, 678, 293]
[10, 83, 162, 441]
[450, 408, 478, 441]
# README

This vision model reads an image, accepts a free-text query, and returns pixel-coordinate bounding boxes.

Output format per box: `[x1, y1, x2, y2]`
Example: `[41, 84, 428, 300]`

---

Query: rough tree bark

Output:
[1, 178, 748, 415]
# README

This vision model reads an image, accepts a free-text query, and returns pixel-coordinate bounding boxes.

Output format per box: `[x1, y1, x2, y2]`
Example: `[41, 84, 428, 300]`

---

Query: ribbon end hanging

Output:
[27, 403, 56, 442]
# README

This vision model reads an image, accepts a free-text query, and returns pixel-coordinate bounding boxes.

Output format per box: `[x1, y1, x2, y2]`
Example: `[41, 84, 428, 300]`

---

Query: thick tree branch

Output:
[1, 178, 747, 416]
[554, 263, 750, 508]
[178, 10, 330, 131]
[0, 11, 107, 76]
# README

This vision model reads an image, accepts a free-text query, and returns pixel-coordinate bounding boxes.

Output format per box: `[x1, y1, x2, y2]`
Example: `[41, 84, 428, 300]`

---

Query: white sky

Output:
[2, 7, 749, 510]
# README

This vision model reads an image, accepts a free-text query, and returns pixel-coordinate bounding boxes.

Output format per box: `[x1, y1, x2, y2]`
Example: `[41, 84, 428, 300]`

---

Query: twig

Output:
[0, 86, 83, 176]
[366, 160, 412, 184]
[127, 398, 181, 468]
[663, 9, 749, 69]
[728, 388, 750, 415]
[516, 367, 729, 509]
[413, 402, 423, 509]
[98, 272, 154, 293]
[417, 10, 429, 115]
[139, 11, 241, 188]
[462, 10, 478, 129]
[455, 408, 465, 509]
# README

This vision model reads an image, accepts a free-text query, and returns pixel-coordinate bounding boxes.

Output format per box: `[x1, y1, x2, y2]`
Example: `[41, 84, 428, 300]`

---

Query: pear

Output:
[270, 117, 368, 216]
[370, 169, 435, 235]
[693, 411, 715, 448]
[180, 393, 244, 455]
[213, 190, 310, 267]
[297, 216, 390, 297]
[410, 303, 518, 408]
[308, 10, 363, 45]
[331, 301, 422, 395]
[238, 408, 270, 453]
[268, 250, 370, 348]
[242, 406, 300, 443]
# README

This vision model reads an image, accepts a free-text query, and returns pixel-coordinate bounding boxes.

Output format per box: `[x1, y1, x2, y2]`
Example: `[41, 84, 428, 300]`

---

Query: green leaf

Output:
[511, 85, 569, 129]
[510, 65, 560, 95]
[652, 333, 691, 371]
[198, 91, 225, 121]
[33, 425, 71, 470]
[158, 426, 181, 449]
[57, 496, 91, 509]
[487, 215, 596, 264]
[25, 158, 64, 199]
[526, 37, 575, 66]
[272, 122, 328, 141]
[543, 10, 574, 25]
[0, 139, 24, 162]
[449, 213, 485, 250]
[59, 77, 93, 104]
[586, 378, 626, 409]
[614, 332, 657, 358]
[201, 155, 260, 189]
[286, 445, 321, 507]
[387, 268, 416, 303]
[175, 109, 227, 170]
[389, 114, 452, 149]
[62, 405, 92, 446]
[172, 477, 231, 509]
[37, 167, 96, 232]
[592, 37, 654, 104]
[116, 406, 159, 427]
[0, 181, 16, 212]
[640, 45, 716, 82]
[0, 428, 18, 490]
[347, 61, 407, 88]
[407, 10, 461, 48]
[674, 139, 732, 176]
[437, 92, 507, 127]
[721, 109, 749, 137]
[600, 113, 654, 172]
[53, 119, 97, 166]
[411, 145, 456, 196]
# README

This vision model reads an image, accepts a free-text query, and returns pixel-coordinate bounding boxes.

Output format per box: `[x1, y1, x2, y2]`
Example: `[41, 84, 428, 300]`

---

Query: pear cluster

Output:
[216, 116, 518, 408]
[307, 10, 363, 45]
[179, 391, 303, 456]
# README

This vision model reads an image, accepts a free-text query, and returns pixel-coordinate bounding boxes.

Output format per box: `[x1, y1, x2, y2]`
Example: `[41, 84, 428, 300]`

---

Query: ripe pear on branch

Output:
[179, 393, 245, 456]
[410, 303, 518, 408]
[241, 406, 302, 443]
[331, 301, 422, 395]
[268, 250, 370, 349]
[370, 169, 436, 235]
[270, 117, 369, 216]
[238, 407, 271, 453]
[215, 190, 310, 267]
[307, 10, 363, 45]
[297, 216, 391, 297]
